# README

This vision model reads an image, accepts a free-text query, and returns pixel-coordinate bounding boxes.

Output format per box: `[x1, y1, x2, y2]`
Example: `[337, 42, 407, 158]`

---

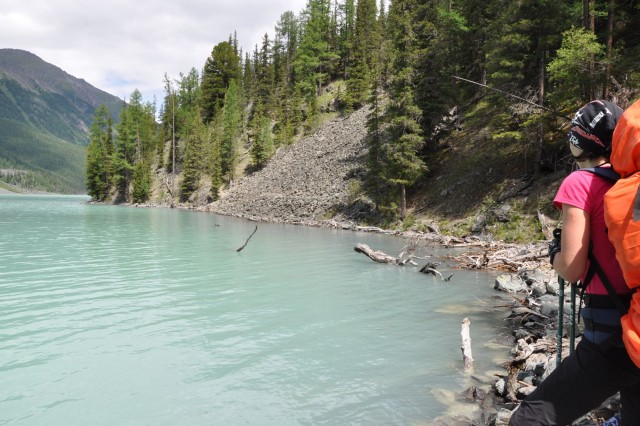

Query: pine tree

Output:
[337, 0, 356, 79]
[295, 0, 337, 100]
[250, 112, 274, 168]
[112, 90, 156, 203]
[176, 68, 202, 139]
[180, 111, 207, 201]
[242, 52, 255, 101]
[255, 33, 276, 112]
[365, 76, 385, 209]
[380, 0, 426, 220]
[485, 0, 570, 99]
[345, 0, 378, 110]
[275, 11, 299, 89]
[85, 105, 113, 201]
[162, 74, 177, 174]
[131, 160, 151, 203]
[201, 41, 240, 123]
[220, 80, 242, 179]
[113, 105, 135, 202]
[208, 115, 223, 201]
[411, 2, 469, 140]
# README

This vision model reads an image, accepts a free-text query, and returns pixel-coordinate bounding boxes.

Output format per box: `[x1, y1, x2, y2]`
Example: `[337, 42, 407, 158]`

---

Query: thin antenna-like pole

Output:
[452, 75, 571, 121]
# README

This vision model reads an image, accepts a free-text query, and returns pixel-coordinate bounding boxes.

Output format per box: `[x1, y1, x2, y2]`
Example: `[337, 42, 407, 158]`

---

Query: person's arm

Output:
[553, 204, 590, 283]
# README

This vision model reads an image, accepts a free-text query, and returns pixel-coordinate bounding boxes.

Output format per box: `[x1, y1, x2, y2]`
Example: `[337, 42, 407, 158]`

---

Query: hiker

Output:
[510, 100, 640, 425]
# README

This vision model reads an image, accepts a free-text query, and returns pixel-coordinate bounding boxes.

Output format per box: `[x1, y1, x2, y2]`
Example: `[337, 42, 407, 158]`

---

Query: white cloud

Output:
[1, 0, 308, 104]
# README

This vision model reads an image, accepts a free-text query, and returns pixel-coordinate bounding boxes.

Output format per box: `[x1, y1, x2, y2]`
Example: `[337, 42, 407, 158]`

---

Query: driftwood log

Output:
[447, 242, 548, 272]
[355, 244, 456, 280]
[354, 243, 419, 265]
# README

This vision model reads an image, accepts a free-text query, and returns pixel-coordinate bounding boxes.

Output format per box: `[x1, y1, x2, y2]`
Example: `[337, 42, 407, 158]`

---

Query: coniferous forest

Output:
[85, 0, 640, 224]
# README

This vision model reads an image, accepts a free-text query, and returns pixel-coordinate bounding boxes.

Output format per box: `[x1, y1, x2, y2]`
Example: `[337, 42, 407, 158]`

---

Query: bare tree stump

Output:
[461, 317, 474, 370]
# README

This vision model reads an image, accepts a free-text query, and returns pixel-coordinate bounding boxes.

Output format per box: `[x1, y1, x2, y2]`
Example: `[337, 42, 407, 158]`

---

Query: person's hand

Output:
[548, 228, 561, 266]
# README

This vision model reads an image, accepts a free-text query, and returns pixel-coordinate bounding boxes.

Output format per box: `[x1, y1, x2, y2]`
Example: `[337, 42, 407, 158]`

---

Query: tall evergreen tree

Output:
[485, 0, 569, 100]
[295, 0, 338, 100]
[345, 0, 378, 110]
[380, 0, 425, 220]
[208, 114, 224, 201]
[220, 80, 242, 179]
[112, 105, 135, 202]
[250, 113, 274, 168]
[112, 90, 156, 203]
[85, 105, 113, 201]
[337, 0, 356, 79]
[242, 51, 255, 101]
[162, 74, 178, 174]
[412, 2, 469, 140]
[255, 33, 276, 112]
[176, 68, 202, 138]
[365, 74, 385, 209]
[131, 160, 151, 203]
[201, 41, 241, 123]
[274, 11, 300, 90]
[180, 111, 207, 201]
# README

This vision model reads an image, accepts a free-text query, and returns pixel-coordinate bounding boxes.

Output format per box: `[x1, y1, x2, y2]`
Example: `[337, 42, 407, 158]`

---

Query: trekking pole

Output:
[556, 276, 565, 368]
[569, 283, 576, 354]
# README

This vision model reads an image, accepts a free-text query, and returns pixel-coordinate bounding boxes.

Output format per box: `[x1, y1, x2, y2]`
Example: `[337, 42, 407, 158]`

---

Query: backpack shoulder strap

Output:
[587, 251, 629, 315]
[579, 167, 620, 182]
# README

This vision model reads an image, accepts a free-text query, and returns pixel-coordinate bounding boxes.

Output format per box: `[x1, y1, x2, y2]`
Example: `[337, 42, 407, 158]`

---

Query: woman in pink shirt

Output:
[510, 101, 640, 425]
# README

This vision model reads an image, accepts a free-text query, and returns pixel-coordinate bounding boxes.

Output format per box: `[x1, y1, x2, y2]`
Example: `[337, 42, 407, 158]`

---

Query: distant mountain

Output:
[0, 49, 123, 193]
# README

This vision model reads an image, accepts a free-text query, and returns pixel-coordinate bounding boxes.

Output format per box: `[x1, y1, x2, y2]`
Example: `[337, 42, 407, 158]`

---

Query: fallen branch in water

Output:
[419, 263, 454, 281]
[237, 225, 258, 252]
[354, 243, 418, 265]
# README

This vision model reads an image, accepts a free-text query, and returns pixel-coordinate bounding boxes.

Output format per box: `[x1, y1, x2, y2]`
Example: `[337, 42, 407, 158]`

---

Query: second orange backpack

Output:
[604, 98, 640, 368]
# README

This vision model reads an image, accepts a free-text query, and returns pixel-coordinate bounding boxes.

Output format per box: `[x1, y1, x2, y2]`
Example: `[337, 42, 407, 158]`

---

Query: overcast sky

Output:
[1, 0, 309, 105]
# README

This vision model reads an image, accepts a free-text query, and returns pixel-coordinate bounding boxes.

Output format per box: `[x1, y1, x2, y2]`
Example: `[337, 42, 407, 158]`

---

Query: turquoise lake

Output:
[0, 195, 511, 425]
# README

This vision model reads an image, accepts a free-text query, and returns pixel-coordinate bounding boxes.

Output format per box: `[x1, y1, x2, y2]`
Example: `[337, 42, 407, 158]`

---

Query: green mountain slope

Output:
[0, 49, 123, 193]
[0, 118, 86, 193]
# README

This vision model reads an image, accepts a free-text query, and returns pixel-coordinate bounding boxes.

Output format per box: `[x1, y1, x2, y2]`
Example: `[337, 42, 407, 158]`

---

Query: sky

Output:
[1, 0, 309, 105]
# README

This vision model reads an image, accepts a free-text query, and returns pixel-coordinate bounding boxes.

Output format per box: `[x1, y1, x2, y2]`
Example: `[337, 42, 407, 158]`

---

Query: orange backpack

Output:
[603, 98, 640, 368]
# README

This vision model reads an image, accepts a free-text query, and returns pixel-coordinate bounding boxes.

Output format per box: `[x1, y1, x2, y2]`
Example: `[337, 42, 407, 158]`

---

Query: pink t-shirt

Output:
[553, 169, 627, 295]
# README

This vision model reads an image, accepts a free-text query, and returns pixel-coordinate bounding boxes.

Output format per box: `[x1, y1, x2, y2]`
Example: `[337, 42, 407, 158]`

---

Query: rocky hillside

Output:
[206, 107, 371, 224]
[197, 103, 563, 243]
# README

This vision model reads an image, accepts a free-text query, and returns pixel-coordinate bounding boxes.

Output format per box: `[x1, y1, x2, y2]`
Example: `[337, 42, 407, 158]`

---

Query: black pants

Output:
[509, 338, 640, 425]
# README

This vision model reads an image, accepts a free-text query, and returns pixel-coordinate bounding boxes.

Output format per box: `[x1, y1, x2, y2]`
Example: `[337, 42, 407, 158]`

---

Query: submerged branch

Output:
[237, 225, 258, 252]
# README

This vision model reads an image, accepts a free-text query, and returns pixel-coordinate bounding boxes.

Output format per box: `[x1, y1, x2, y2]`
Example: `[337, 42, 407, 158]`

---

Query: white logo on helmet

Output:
[589, 111, 605, 128]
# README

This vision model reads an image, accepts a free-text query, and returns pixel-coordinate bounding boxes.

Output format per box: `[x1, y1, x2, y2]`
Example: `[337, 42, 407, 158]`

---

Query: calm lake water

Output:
[0, 195, 511, 425]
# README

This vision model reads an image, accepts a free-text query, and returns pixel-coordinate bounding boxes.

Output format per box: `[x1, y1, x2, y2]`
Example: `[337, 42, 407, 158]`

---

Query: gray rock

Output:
[530, 281, 547, 297]
[519, 268, 554, 286]
[516, 385, 536, 398]
[514, 328, 529, 340]
[494, 408, 514, 426]
[495, 274, 529, 293]
[546, 279, 560, 296]
[517, 370, 535, 382]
